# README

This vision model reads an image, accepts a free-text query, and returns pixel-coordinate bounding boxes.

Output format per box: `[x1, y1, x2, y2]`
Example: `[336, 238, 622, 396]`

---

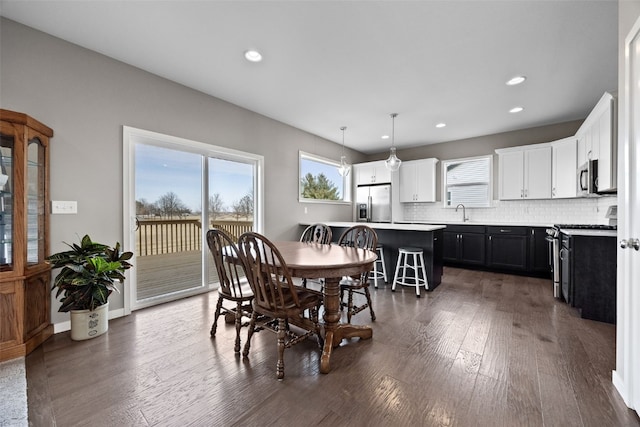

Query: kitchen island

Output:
[300, 222, 445, 290]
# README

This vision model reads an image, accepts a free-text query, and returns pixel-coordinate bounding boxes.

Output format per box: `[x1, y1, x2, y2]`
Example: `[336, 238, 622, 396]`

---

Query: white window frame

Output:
[298, 151, 351, 204]
[122, 126, 264, 313]
[442, 154, 493, 208]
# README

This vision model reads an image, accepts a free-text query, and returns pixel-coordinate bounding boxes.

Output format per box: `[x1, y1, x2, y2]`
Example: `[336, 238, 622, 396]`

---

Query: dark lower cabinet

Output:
[529, 227, 551, 273]
[486, 226, 527, 270]
[443, 225, 485, 266]
[441, 224, 550, 278]
[562, 232, 616, 324]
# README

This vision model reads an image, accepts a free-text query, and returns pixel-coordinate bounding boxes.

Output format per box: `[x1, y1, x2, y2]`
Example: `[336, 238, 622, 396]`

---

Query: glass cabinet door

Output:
[0, 132, 14, 271]
[27, 137, 45, 265]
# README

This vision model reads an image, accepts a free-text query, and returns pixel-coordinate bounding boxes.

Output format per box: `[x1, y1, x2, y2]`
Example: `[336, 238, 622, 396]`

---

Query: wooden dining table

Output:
[274, 241, 377, 374]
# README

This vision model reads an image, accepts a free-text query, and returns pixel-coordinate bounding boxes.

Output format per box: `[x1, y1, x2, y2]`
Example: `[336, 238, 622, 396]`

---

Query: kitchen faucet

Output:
[455, 203, 469, 222]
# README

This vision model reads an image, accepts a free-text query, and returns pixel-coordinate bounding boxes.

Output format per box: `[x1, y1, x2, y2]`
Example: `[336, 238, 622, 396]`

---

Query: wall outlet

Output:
[304, 207, 308, 214]
[51, 200, 78, 214]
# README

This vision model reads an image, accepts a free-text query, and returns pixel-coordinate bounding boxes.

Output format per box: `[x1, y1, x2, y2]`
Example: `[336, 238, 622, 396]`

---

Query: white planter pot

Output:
[70, 302, 109, 341]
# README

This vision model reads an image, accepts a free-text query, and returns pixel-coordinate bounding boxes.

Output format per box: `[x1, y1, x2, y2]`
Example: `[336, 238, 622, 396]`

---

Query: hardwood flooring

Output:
[25, 267, 639, 426]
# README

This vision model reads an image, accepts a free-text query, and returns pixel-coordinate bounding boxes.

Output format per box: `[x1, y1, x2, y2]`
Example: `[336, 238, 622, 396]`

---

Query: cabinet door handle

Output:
[620, 238, 640, 251]
[521, 189, 524, 198]
[500, 229, 511, 233]
[489, 236, 492, 241]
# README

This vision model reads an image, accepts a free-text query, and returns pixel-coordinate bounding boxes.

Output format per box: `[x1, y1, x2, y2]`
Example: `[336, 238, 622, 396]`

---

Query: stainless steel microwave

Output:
[577, 159, 598, 196]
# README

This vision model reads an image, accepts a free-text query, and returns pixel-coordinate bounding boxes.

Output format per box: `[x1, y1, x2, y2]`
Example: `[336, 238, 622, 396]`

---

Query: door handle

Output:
[620, 238, 640, 251]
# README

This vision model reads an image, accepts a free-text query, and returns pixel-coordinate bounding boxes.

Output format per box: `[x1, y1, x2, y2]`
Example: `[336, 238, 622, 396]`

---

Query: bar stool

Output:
[369, 244, 387, 288]
[392, 247, 429, 297]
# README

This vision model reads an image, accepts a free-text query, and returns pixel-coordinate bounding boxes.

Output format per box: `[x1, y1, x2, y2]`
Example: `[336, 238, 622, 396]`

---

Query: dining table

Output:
[274, 241, 377, 374]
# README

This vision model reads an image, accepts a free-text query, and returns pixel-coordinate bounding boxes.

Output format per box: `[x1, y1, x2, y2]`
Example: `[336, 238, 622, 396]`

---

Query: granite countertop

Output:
[560, 229, 618, 237]
[301, 221, 446, 232]
[396, 220, 554, 227]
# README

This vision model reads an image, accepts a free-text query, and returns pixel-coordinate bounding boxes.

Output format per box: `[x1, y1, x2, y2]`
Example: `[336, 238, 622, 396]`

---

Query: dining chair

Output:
[206, 228, 254, 353]
[237, 231, 323, 380]
[337, 225, 378, 323]
[299, 223, 332, 289]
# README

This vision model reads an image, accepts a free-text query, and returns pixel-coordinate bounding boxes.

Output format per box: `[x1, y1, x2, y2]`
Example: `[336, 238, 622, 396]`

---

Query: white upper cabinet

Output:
[551, 137, 578, 198]
[354, 160, 392, 185]
[399, 158, 438, 202]
[576, 92, 617, 193]
[496, 144, 552, 200]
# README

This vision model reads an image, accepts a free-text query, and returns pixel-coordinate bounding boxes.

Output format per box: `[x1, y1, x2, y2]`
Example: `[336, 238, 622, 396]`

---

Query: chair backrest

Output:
[300, 223, 333, 244]
[338, 225, 378, 252]
[338, 225, 378, 282]
[206, 228, 251, 299]
[237, 232, 302, 313]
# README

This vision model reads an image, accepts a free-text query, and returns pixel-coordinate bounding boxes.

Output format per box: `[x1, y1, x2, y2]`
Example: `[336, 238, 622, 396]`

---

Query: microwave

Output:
[577, 159, 598, 196]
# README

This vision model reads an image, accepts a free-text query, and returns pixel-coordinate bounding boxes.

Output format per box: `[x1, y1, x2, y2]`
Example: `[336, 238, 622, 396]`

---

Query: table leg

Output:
[320, 276, 372, 374]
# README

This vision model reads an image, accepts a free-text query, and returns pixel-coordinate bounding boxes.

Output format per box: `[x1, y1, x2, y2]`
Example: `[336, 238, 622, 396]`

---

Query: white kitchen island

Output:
[300, 221, 446, 290]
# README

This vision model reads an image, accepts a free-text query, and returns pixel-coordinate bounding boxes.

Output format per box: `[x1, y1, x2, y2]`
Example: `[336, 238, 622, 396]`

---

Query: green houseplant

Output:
[47, 234, 133, 340]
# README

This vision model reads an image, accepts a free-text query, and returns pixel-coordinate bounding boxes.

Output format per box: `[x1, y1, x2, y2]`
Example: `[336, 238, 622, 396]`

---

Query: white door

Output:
[613, 16, 640, 415]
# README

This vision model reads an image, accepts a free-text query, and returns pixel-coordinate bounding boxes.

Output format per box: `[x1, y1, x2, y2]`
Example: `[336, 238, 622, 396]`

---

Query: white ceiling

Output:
[0, 1, 618, 154]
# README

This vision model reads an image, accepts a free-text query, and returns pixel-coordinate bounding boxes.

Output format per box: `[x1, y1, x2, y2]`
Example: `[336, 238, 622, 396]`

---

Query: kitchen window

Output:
[299, 151, 351, 203]
[442, 155, 492, 207]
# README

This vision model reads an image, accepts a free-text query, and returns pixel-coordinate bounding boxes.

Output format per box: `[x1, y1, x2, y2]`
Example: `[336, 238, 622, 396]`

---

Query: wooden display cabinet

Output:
[0, 109, 53, 362]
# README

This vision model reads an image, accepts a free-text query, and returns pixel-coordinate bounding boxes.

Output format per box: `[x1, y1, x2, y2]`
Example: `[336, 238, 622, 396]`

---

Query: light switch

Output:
[51, 201, 78, 214]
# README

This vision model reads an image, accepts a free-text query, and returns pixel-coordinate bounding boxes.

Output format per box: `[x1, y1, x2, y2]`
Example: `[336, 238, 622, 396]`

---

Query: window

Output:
[442, 155, 492, 208]
[123, 126, 263, 312]
[299, 151, 350, 203]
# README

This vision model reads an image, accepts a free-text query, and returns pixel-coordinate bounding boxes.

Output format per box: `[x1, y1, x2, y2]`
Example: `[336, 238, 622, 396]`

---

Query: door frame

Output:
[122, 126, 264, 314]
[613, 14, 640, 414]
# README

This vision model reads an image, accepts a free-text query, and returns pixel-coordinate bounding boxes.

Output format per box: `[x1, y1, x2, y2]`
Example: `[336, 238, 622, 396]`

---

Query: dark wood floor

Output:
[26, 267, 640, 426]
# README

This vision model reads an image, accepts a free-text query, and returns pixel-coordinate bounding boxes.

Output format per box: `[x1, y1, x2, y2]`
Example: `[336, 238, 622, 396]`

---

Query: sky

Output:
[135, 144, 253, 213]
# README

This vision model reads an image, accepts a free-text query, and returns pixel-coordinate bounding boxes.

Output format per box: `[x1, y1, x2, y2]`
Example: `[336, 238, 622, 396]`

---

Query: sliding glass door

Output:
[123, 127, 263, 311]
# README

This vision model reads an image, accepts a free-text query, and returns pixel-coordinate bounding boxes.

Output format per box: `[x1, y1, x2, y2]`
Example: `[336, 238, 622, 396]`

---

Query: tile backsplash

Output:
[402, 195, 617, 225]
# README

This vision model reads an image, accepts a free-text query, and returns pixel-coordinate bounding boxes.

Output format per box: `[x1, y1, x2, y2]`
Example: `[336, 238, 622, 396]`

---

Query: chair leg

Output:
[311, 305, 324, 348]
[242, 311, 258, 357]
[413, 253, 421, 298]
[210, 296, 225, 337]
[234, 301, 243, 353]
[340, 286, 345, 311]
[276, 318, 286, 380]
[364, 287, 376, 321]
[347, 289, 354, 323]
[392, 252, 403, 292]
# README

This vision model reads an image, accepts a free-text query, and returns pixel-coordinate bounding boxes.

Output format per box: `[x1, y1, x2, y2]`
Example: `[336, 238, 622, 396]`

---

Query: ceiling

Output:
[0, 1, 618, 154]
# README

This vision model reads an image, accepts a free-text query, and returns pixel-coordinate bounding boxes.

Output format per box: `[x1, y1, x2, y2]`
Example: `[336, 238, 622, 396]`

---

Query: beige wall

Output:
[0, 18, 366, 323]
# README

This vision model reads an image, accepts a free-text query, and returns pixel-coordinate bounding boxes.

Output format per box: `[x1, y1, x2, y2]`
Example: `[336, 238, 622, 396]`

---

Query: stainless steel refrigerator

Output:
[356, 184, 392, 223]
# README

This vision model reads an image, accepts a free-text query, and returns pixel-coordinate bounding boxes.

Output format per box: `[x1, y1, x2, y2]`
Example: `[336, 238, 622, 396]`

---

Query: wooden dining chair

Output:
[299, 223, 332, 289]
[338, 225, 378, 323]
[237, 231, 323, 380]
[206, 228, 254, 353]
[299, 223, 333, 244]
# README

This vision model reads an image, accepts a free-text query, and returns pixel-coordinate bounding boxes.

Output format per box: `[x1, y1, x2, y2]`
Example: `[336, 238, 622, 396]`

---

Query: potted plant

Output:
[47, 234, 133, 340]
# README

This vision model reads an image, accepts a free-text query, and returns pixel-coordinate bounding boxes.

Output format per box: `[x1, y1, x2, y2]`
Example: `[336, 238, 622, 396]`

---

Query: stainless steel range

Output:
[546, 224, 617, 300]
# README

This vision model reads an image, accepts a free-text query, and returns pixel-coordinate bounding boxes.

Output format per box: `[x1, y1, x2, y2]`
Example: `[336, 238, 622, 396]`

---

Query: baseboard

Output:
[612, 370, 631, 407]
[52, 308, 127, 334]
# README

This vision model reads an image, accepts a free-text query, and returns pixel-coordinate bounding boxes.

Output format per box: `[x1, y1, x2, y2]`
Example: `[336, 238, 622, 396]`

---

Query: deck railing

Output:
[210, 219, 253, 240]
[136, 218, 253, 256]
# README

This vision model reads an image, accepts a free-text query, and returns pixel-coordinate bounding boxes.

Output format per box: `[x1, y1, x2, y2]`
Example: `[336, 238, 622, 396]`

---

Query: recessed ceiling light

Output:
[435, 123, 446, 128]
[244, 50, 263, 62]
[506, 76, 526, 86]
[381, 135, 390, 140]
[509, 106, 524, 113]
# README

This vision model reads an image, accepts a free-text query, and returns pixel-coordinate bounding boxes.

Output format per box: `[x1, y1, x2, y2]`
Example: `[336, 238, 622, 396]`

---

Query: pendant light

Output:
[384, 113, 402, 171]
[337, 126, 351, 177]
